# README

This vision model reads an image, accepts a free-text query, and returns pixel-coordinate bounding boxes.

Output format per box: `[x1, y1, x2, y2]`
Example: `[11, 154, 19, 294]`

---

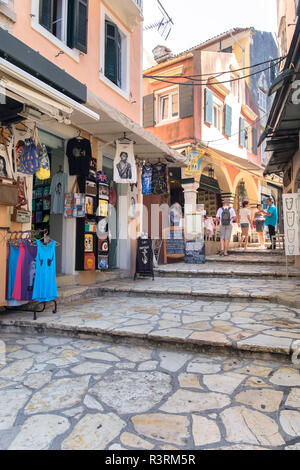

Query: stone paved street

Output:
[1, 332, 300, 450]
[1, 295, 300, 359]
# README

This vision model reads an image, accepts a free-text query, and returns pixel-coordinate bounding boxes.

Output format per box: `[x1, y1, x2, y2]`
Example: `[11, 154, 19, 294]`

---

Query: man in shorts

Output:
[216, 200, 237, 256]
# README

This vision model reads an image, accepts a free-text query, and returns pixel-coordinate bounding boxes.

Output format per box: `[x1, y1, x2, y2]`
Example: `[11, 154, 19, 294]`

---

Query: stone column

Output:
[181, 179, 199, 214]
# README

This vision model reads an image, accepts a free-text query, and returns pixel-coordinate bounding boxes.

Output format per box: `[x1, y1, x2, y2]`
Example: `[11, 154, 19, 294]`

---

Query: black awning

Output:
[199, 175, 221, 194]
[0, 27, 86, 104]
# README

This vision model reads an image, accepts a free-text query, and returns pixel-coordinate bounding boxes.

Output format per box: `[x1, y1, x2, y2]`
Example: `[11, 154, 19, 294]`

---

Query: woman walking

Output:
[253, 204, 266, 249]
[239, 201, 252, 251]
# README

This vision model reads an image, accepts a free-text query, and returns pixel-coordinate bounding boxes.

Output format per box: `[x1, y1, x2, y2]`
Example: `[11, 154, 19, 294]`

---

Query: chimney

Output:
[152, 45, 172, 63]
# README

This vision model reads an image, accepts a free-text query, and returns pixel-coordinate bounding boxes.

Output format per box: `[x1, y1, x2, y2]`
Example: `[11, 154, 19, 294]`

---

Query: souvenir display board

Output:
[283, 194, 300, 256]
[75, 175, 110, 271]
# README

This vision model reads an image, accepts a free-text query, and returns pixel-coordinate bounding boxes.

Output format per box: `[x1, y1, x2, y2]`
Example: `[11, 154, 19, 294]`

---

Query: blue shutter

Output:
[204, 88, 213, 125]
[224, 104, 232, 137]
[239, 117, 245, 147]
[252, 127, 258, 155]
[39, 0, 53, 32]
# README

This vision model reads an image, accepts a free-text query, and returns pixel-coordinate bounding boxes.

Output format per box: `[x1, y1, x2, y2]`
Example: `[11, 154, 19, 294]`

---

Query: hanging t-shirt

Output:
[66, 138, 92, 177]
[50, 172, 68, 215]
[142, 165, 152, 195]
[114, 140, 137, 184]
[21, 241, 38, 301]
[151, 163, 168, 195]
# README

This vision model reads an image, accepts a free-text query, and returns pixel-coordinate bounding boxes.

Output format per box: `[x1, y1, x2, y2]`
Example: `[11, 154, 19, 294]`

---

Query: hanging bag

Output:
[19, 137, 40, 175]
[0, 136, 18, 206]
[64, 179, 86, 218]
[34, 128, 51, 180]
[11, 177, 31, 223]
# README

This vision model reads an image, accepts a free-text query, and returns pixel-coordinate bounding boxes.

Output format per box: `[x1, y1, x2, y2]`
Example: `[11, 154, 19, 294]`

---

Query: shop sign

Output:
[184, 148, 204, 177]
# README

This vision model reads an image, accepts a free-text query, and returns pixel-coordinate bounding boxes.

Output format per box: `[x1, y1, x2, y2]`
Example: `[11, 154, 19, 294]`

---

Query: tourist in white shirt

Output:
[239, 201, 252, 251]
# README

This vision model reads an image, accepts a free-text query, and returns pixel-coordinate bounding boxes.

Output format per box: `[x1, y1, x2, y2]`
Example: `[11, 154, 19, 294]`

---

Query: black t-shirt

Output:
[67, 138, 92, 176]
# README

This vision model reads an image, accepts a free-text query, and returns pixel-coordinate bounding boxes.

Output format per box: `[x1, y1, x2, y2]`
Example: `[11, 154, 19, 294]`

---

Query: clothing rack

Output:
[4, 228, 58, 320]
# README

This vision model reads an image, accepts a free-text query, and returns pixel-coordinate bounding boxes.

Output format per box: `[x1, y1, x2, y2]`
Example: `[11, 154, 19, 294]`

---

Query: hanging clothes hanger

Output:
[57, 165, 63, 174]
[116, 132, 136, 145]
[75, 130, 84, 140]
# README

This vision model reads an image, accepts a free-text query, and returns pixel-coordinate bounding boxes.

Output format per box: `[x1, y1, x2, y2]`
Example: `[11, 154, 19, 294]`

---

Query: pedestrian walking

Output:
[216, 200, 237, 257]
[262, 198, 278, 250]
[253, 204, 266, 249]
[239, 201, 252, 251]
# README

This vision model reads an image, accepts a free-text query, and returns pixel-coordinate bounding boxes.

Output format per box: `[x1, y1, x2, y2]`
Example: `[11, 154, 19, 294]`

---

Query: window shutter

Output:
[117, 28, 122, 88]
[179, 81, 194, 119]
[239, 117, 245, 147]
[224, 104, 232, 137]
[143, 94, 155, 128]
[74, 0, 89, 54]
[204, 88, 213, 125]
[39, 0, 53, 32]
[252, 127, 258, 155]
[105, 20, 118, 85]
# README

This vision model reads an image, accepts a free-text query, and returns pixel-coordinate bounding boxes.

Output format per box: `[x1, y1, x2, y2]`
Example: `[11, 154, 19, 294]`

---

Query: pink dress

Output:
[12, 242, 26, 300]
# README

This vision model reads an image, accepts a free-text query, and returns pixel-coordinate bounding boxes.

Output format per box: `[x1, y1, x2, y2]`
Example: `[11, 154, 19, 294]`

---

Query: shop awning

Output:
[0, 57, 100, 124]
[203, 146, 264, 177]
[70, 90, 188, 167]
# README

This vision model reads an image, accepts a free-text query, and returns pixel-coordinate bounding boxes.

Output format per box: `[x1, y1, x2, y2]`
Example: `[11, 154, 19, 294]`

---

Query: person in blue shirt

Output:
[262, 198, 278, 250]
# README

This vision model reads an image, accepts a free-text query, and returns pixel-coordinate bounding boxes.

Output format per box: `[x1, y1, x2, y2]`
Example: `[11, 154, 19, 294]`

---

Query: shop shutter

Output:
[204, 88, 213, 125]
[224, 104, 232, 137]
[252, 127, 258, 155]
[74, 0, 89, 54]
[143, 94, 155, 127]
[239, 117, 245, 147]
[39, 0, 53, 32]
[179, 81, 194, 119]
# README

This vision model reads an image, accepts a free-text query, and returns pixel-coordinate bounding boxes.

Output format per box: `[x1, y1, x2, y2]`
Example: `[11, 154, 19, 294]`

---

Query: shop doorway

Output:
[31, 130, 65, 274]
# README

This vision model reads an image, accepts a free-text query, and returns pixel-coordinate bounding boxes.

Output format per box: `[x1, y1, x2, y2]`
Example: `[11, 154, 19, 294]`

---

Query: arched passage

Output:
[197, 162, 233, 216]
[233, 173, 259, 215]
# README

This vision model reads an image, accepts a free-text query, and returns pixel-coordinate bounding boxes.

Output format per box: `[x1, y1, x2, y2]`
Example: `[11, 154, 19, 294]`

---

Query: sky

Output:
[143, 0, 278, 64]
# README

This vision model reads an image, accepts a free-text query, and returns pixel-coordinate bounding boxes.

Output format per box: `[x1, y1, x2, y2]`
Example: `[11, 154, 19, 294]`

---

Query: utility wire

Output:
[143, 57, 285, 85]
[144, 61, 283, 86]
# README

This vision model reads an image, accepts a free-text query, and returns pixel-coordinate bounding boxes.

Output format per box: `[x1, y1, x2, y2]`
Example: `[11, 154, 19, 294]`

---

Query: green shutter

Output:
[239, 117, 245, 147]
[105, 20, 118, 85]
[224, 104, 232, 137]
[74, 0, 89, 53]
[204, 88, 213, 125]
[39, 0, 53, 32]
[252, 127, 258, 155]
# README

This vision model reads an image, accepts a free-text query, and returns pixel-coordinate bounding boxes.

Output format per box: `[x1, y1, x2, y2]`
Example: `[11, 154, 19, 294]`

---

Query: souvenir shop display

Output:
[113, 136, 137, 184]
[0, 134, 18, 206]
[75, 171, 110, 271]
[134, 236, 154, 281]
[4, 229, 58, 320]
[66, 133, 92, 177]
[18, 138, 40, 175]
[64, 179, 85, 218]
[142, 163, 153, 195]
[163, 226, 185, 264]
[50, 170, 67, 215]
[12, 178, 31, 223]
[151, 162, 168, 195]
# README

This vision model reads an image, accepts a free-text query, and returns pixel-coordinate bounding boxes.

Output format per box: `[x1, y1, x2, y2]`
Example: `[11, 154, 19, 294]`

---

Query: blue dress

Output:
[32, 240, 58, 302]
[7, 244, 20, 300]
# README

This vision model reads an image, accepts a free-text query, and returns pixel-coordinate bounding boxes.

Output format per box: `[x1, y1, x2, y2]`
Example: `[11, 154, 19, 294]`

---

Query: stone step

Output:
[155, 263, 300, 280]
[1, 294, 300, 363]
[88, 277, 300, 309]
[206, 255, 292, 266]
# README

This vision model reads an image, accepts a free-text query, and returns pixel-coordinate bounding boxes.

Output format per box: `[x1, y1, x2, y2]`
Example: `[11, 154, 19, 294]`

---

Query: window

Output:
[38, 0, 88, 53]
[258, 89, 267, 112]
[104, 17, 128, 93]
[213, 103, 223, 131]
[157, 89, 179, 123]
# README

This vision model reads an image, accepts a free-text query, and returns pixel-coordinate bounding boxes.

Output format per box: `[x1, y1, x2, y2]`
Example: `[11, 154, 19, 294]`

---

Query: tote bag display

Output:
[0, 140, 18, 206]
[64, 180, 85, 218]
[19, 138, 40, 175]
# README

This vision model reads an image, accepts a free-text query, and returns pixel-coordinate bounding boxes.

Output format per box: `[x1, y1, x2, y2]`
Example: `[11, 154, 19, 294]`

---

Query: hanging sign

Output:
[184, 147, 205, 178]
[283, 194, 300, 256]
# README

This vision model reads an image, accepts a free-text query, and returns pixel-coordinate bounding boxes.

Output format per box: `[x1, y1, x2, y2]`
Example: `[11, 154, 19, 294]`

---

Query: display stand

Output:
[134, 237, 154, 280]
[5, 300, 57, 321]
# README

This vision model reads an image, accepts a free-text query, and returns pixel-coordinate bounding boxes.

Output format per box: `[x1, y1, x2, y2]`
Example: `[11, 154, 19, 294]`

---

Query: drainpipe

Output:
[229, 30, 245, 76]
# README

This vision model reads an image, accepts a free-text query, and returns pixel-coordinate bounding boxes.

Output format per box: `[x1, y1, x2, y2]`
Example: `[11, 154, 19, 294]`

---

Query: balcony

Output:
[108, 0, 144, 31]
